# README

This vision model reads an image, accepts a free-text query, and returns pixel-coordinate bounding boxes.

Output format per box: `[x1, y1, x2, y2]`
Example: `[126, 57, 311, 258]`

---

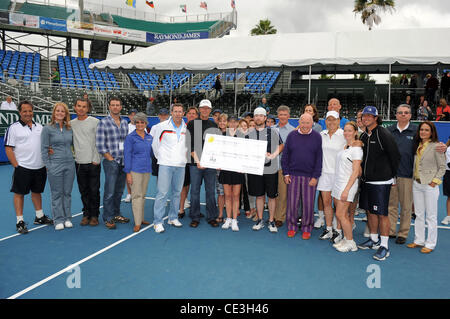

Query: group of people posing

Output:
[5, 96, 449, 262]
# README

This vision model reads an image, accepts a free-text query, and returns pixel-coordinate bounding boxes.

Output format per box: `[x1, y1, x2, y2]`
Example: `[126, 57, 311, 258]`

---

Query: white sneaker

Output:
[184, 200, 190, 209]
[333, 238, 347, 249]
[154, 223, 165, 233]
[252, 219, 265, 231]
[64, 220, 73, 228]
[314, 211, 325, 228]
[441, 216, 450, 225]
[231, 219, 239, 231]
[222, 218, 232, 229]
[336, 239, 358, 252]
[268, 221, 278, 233]
[55, 223, 64, 230]
[124, 194, 132, 203]
[168, 219, 182, 227]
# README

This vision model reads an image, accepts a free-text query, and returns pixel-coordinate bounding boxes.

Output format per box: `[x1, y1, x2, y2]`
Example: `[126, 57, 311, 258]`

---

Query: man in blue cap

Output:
[357, 106, 400, 261]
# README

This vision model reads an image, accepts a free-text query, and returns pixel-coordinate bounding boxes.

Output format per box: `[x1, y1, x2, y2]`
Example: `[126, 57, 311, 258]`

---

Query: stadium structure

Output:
[0, 0, 448, 120]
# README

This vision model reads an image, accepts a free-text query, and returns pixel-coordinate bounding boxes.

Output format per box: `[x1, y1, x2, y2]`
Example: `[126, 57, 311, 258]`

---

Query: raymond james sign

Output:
[0, 110, 52, 135]
[146, 31, 209, 43]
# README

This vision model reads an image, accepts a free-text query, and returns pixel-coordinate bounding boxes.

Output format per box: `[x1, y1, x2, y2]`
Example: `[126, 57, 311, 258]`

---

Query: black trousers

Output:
[75, 163, 101, 218]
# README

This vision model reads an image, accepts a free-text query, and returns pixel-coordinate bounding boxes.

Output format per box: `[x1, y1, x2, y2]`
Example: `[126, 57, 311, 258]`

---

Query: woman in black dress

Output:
[219, 115, 245, 231]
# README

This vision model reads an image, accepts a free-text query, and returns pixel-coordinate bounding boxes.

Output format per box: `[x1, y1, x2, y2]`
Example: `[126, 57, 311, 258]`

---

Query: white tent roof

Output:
[90, 28, 450, 71]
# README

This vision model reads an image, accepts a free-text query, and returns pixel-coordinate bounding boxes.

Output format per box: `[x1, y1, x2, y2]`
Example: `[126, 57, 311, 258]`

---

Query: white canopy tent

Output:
[90, 28, 450, 117]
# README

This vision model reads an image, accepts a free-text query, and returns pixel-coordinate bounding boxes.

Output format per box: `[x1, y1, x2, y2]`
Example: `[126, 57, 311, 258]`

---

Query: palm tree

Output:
[353, 0, 395, 30]
[250, 19, 277, 36]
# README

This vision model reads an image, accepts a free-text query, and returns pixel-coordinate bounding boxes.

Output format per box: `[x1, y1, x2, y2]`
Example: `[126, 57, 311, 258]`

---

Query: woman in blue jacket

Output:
[41, 102, 75, 230]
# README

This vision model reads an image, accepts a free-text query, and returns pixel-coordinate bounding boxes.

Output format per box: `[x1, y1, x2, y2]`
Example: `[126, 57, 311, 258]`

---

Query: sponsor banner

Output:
[146, 31, 209, 43]
[0, 110, 52, 136]
[121, 28, 147, 42]
[39, 16, 67, 32]
[9, 13, 39, 28]
[67, 20, 94, 36]
[93, 25, 146, 42]
[0, 11, 9, 25]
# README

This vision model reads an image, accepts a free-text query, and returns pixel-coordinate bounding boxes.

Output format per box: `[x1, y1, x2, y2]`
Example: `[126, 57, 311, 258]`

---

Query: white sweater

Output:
[151, 118, 188, 167]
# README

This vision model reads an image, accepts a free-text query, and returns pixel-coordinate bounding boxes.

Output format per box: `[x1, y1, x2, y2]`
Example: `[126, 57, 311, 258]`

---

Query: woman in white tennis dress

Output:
[331, 121, 363, 252]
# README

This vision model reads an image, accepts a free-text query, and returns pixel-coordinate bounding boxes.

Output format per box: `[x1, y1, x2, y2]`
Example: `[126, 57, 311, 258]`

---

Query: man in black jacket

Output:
[357, 106, 401, 261]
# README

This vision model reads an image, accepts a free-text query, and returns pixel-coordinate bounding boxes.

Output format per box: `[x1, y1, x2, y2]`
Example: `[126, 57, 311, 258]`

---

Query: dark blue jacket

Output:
[387, 123, 417, 178]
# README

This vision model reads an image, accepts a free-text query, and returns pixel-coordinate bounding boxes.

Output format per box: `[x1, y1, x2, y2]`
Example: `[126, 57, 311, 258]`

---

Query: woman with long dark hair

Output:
[407, 121, 446, 253]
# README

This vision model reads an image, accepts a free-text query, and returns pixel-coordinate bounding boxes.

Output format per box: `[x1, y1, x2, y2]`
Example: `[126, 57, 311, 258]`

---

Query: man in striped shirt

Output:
[96, 97, 130, 229]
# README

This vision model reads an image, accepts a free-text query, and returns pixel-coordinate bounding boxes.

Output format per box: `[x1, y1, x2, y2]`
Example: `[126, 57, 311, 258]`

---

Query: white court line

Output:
[7, 216, 168, 299]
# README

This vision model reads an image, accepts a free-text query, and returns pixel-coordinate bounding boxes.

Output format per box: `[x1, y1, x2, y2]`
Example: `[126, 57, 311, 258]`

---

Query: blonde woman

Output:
[407, 121, 446, 253]
[41, 102, 75, 230]
[331, 122, 363, 252]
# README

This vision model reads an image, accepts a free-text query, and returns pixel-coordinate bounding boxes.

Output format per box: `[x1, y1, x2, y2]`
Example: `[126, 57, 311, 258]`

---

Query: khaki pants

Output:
[130, 172, 150, 226]
[275, 170, 287, 222]
[388, 177, 413, 238]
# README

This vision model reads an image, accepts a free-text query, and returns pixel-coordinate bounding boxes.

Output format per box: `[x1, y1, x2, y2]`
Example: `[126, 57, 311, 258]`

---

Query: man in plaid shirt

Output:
[96, 97, 130, 229]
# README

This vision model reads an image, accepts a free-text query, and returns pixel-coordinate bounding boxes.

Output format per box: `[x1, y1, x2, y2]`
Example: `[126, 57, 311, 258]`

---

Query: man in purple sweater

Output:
[281, 113, 322, 240]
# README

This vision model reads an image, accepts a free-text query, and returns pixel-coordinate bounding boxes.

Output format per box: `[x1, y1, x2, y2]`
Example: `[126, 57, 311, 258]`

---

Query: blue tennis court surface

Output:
[1, 164, 449, 299]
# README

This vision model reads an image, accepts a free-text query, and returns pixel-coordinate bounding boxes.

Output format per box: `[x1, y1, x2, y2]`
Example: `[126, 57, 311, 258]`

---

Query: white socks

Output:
[17, 216, 24, 223]
[35, 210, 44, 219]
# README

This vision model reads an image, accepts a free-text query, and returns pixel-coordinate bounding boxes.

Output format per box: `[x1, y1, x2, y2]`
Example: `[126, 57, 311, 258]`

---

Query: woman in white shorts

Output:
[332, 122, 363, 252]
[317, 111, 347, 242]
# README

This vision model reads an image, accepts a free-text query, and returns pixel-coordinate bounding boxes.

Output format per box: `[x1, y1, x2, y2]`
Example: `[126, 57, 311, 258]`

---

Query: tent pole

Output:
[308, 65, 312, 104]
[388, 64, 391, 121]
[234, 68, 238, 115]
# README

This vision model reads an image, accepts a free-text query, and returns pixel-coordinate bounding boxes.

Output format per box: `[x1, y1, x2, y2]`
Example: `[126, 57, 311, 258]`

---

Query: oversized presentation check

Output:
[200, 133, 268, 175]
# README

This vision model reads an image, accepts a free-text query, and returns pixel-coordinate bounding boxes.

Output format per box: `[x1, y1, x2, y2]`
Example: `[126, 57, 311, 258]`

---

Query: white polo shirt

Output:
[4, 120, 44, 169]
[320, 128, 346, 174]
[0, 101, 17, 111]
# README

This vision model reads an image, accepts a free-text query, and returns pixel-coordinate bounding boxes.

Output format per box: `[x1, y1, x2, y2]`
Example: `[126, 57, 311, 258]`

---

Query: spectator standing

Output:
[96, 97, 130, 229]
[40, 102, 75, 230]
[407, 121, 446, 253]
[4, 101, 52, 234]
[357, 106, 400, 261]
[1, 96, 17, 111]
[71, 98, 101, 226]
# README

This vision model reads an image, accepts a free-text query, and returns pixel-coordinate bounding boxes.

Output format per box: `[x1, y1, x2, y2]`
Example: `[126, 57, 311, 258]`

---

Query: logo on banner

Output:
[146, 31, 209, 43]
[39, 16, 67, 32]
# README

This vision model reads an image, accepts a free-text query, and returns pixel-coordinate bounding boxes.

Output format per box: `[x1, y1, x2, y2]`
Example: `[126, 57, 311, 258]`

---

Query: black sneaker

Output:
[319, 229, 333, 240]
[330, 230, 343, 244]
[34, 215, 53, 225]
[16, 220, 29, 234]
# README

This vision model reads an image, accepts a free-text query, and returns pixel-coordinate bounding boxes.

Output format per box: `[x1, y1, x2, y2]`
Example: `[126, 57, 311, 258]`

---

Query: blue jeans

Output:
[102, 159, 126, 222]
[189, 165, 218, 222]
[153, 165, 185, 225]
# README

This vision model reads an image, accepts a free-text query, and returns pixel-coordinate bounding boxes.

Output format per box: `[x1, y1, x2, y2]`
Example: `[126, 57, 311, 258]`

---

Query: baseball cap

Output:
[159, 108, 169, 115]
[325, 111, 340, 119]
[254, 107, 267, 116]
[362, 106, 378, 116]
[212, 109, 223, 115]
[199, 99, 212, 108]
[129, 108, 138, 114]
[242, 112, 253, 118]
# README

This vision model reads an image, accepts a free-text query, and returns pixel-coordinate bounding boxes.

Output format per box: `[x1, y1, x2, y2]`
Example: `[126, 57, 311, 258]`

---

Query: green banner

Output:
[0, 110, 52, 135]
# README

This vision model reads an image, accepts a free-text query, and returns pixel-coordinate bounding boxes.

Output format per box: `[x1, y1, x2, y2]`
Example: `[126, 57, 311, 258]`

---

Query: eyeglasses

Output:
[396, 111, 410, 115]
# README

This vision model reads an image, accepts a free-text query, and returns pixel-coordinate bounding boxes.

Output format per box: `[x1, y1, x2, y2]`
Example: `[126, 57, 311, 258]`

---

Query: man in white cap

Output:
[186, 99, 221, 228]
[247, 107, 283, 233]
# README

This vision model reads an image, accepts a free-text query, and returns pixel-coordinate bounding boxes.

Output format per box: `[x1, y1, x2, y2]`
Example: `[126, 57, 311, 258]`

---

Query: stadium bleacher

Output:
[57, 56, 120, 91]
[0, 50, 40, 85]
